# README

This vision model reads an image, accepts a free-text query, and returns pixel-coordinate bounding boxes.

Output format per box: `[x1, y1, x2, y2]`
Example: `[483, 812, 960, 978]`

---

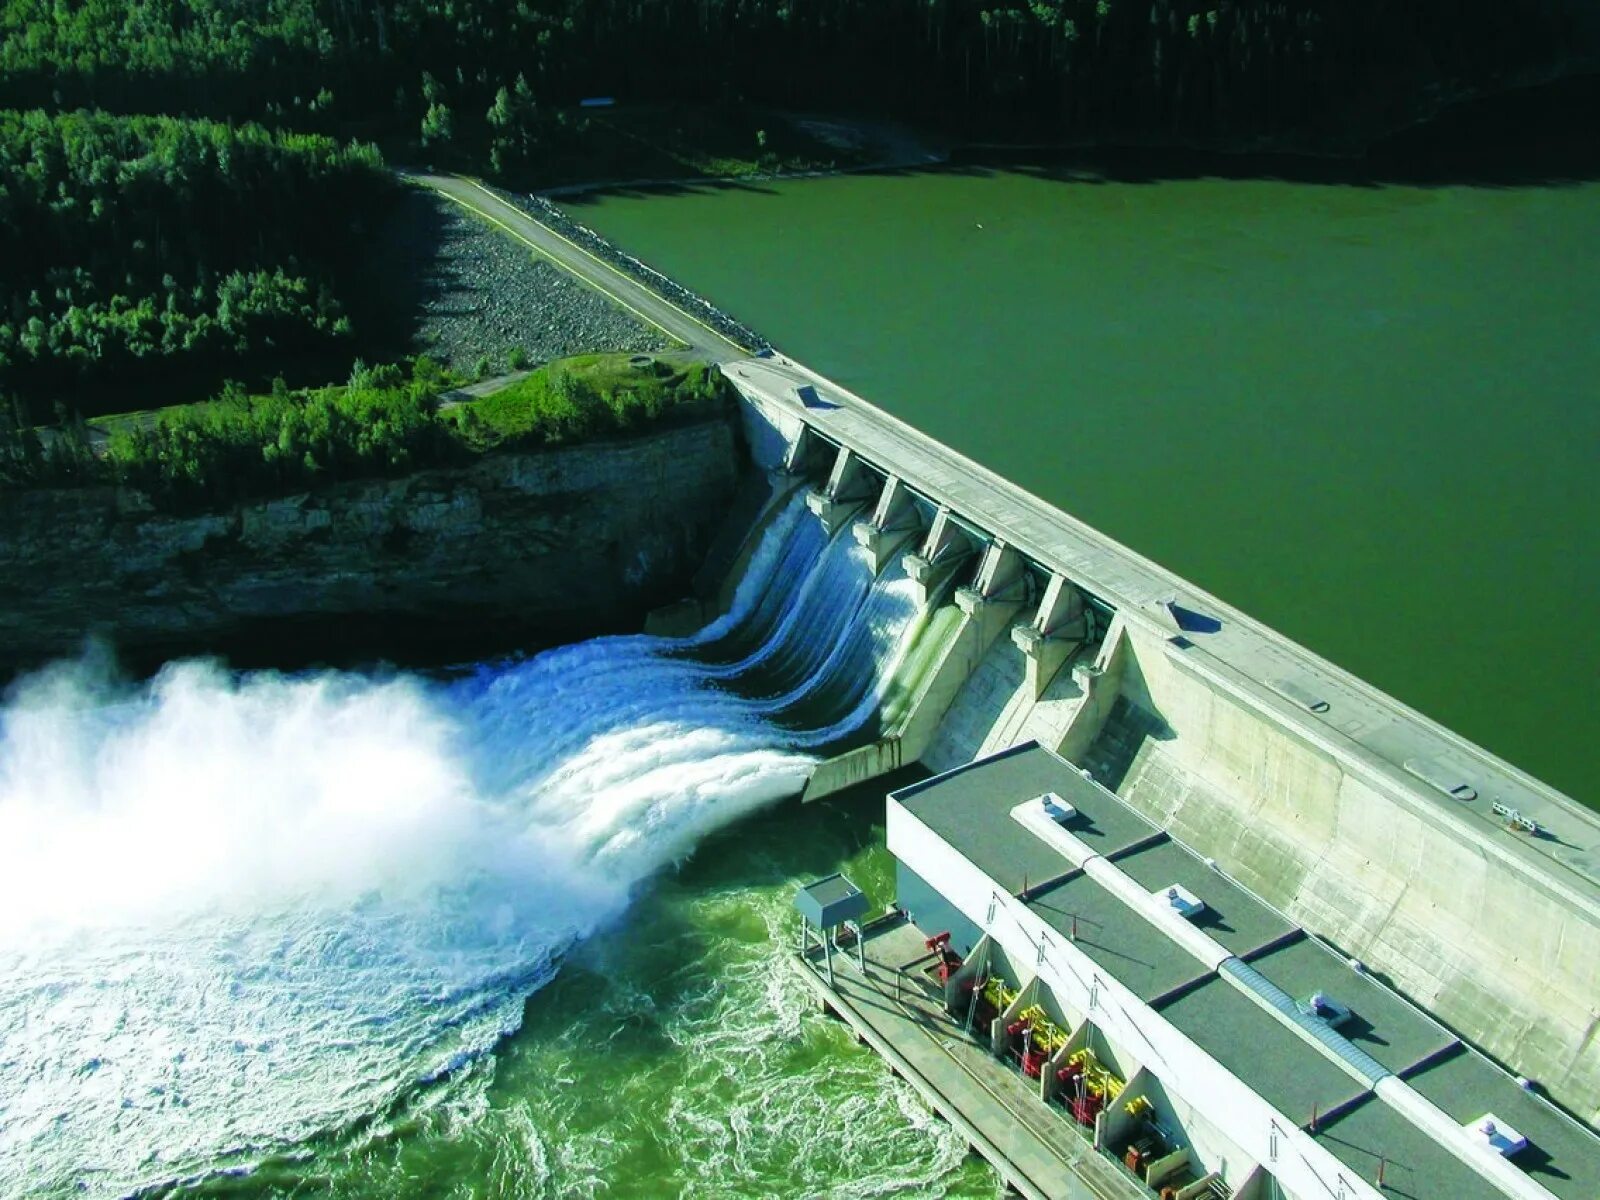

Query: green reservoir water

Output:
[570, 166, 1600, 800]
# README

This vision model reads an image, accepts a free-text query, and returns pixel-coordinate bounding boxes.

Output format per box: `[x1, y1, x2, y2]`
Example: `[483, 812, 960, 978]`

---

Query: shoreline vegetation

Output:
[0, 0, 1593, 477]
[0, 110, 389, 420]
[4, 70, 1592, 514]
[3, 0, 1583, 164]
[0, 353, 734, 512]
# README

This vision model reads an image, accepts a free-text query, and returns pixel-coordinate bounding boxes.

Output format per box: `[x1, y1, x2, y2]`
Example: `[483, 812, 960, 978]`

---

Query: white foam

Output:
[0, 502, 942, 1198]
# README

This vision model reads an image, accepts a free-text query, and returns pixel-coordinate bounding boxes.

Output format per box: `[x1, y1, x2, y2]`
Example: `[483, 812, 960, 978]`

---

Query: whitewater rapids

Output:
[0, 496, 932, 1197]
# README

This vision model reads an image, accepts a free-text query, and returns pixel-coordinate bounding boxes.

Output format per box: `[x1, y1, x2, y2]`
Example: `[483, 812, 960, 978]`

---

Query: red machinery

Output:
[1003, 1018, 1048, 1077]
[924, 931, 963, 983]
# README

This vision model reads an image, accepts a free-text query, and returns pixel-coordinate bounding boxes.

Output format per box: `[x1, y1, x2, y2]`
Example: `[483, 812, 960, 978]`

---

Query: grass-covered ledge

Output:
[0, 353, 735, 511]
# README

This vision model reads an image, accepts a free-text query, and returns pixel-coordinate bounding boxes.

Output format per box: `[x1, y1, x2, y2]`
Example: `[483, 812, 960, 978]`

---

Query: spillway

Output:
[0, 496, 944, 1199]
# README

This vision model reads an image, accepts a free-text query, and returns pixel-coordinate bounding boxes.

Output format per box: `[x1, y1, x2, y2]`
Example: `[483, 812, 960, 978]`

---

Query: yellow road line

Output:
[424, 185, 692, 351]
[452, 175, 744, 354]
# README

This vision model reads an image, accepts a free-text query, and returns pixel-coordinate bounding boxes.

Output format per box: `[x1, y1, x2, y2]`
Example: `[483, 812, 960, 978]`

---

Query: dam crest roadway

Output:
[418, 174, 1600, 1124]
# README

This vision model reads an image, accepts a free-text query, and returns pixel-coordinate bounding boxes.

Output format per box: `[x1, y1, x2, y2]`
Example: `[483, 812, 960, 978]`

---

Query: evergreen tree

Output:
[421, 101, 453, 147]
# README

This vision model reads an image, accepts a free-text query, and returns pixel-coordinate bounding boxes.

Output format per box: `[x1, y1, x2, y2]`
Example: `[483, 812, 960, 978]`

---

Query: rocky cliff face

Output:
[0, 419, 742, 673]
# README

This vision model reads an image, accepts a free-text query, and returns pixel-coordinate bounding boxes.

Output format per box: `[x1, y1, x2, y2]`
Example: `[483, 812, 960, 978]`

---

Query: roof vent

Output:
[1038, 792, 1077, 825]
[1152, 883, 1205, 921]
[1466, 1114, 1527, 1157]
[1297, 990, 1353, 1029]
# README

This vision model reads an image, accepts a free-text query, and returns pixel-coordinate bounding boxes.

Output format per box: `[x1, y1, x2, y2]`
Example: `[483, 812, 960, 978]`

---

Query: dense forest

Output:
[1, 0, 1584, 154]
[0, 110, 387, 416]
[0, 0, 1586, 419]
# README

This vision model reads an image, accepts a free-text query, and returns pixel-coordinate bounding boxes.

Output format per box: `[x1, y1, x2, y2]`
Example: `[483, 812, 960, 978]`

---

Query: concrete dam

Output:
[676, 351, 1600, 1131]
[12, 174, 1593, 1196]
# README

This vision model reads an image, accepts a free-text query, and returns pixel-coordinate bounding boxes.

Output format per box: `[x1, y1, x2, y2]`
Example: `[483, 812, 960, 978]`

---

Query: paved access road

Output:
[409, 173, 745, 362]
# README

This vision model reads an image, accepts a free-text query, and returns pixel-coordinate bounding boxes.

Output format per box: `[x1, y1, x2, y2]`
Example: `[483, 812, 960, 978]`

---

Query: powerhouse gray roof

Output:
[1245, 937, 1456, 1078]
[1407, 1047, 1600, 1200]
[888, 743, 1600, 1200]
[1027, 871, 1209, 1004]
[894, 741, 1157, 893]
[1314, 1094, 1502, 1200]
[1112, 837, 1296, 960]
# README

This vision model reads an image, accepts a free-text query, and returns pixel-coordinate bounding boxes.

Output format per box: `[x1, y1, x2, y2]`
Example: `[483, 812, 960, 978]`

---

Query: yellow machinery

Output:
[1066, 1047, 1125, 1102]
[981, 975, 1017, 1011]
[1016, 1004, 1067, 1055]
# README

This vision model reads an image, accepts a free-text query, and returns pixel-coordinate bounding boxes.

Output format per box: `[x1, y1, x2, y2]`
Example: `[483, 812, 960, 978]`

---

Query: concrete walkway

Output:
[793, 917, 1147, 1200]
[435, 368, 533, 410]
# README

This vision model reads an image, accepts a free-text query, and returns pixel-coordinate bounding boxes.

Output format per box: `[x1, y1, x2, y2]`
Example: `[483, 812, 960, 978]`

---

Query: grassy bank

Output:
[445, 355, 727, 450]
[0, 353, 733, 510]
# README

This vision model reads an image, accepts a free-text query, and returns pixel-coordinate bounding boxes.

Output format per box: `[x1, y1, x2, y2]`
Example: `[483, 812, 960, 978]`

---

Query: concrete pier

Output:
[805, 444, 879, 533]
[1013, 573, 1088, 700]
[852, 474, 923, 573]
[903, 505, 979, 608]
[793, 915, 1148, 1200]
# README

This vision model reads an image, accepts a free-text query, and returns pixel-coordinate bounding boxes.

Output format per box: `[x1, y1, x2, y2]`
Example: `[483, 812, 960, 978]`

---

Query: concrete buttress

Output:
[853, 476, 925, 573]
[806, 446, 880, 534]
[903, 505, 980, 607]
[1012, 572, 1087, 700]
[781, 424, 828, 478]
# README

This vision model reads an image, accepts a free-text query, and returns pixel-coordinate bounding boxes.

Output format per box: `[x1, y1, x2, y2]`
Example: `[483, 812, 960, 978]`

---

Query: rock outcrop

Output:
[0, 419, 741, 672]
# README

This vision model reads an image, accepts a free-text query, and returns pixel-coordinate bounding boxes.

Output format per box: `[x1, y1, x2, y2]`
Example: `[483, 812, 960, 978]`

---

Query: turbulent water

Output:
[0, 497, 940, 1198]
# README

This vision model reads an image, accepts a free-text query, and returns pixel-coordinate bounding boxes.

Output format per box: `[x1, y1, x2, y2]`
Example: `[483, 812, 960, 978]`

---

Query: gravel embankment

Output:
[380, 190, 671, 373]
[494, 188, 771, 354]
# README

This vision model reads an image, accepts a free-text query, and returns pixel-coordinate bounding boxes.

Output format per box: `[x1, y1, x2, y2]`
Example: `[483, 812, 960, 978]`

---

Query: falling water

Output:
[0, 496, 935, 1198]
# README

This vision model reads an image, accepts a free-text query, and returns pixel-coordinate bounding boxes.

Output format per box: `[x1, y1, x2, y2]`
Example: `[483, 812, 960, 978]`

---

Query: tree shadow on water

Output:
[957, 73, 1600, 191]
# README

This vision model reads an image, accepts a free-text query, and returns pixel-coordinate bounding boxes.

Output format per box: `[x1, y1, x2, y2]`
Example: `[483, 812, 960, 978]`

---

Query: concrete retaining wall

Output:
[1088, 623, 1600, 1122]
